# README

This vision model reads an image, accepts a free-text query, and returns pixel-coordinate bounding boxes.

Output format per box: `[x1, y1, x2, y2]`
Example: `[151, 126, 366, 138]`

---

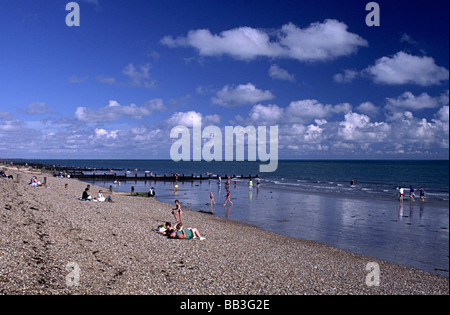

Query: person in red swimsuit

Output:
[223, 190, 233, 206]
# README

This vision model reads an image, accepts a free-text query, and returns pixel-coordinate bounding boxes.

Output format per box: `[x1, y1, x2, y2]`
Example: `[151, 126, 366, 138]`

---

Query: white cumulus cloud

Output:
[74, 99, 165, 123]
[166, 111, 221, 127]
[268, 64, 296, 82]
[285, 99, 352, 123]
[364, 51, 449, 86]
[162, 19, 368, 62]
[385, 91, 441, 112]
[212, 83, 275, 107]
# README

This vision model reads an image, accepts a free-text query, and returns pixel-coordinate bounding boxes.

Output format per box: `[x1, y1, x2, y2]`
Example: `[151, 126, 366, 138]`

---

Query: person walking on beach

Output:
[397, 187, 404, 202]
[409, 185, 415, 202]
[172, 199, 183, 223]
[419, 187, 425, 201]
[210, 191, 216, 206]
[223, 190, 233, 206]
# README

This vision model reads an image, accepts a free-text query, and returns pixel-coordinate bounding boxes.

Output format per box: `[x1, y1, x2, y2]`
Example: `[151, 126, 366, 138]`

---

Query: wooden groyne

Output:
[1, 160, 259, 182]
[66, 172, 258, 182]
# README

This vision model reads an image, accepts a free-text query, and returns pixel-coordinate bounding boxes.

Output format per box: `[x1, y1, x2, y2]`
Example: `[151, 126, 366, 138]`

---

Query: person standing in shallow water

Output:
[397, 187, 404, 202]
[419, 187, 425, 201]
[409, 185, 415, 202]
[223, 190, 233, 206]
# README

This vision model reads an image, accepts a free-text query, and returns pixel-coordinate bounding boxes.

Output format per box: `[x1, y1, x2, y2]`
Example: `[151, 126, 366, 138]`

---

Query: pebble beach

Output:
[0, 166, 448, 295]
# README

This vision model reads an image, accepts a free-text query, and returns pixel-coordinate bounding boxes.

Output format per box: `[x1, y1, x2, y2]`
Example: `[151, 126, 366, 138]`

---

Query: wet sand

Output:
[0, 166, 448, 294]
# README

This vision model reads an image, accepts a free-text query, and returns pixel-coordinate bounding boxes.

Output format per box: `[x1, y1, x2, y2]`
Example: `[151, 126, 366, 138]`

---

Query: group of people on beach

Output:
[211, 177, 259, 207]
[397, 185, 425, 202]
[155, 199, 206, 240]
[209, 190, 233, 207]
[80, 186, 114, 202]
[165, 177, 260, 239]
[163, 178, 246, 239]
[29, 176, 42, 187]
[208, 177, 260, 216]
[157, 221, 206, 240]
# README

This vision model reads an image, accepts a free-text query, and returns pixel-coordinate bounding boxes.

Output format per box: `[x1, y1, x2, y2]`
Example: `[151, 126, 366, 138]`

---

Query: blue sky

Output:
[0, 0, 448, 160]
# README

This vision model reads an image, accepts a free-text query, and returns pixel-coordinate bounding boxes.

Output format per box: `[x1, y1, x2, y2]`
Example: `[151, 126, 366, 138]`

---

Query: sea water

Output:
[15, 159, 450, 276]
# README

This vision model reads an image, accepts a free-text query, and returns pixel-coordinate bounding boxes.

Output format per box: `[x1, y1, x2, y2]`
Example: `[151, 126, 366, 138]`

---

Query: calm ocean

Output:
[10, 159, 450, 276]
[21, 159, 449, 203]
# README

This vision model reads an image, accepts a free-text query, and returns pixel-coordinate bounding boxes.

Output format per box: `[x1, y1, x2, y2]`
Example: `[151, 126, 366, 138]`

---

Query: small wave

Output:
[284, 183, 301, 187]
[273, 181, 301, 187]
[313, 185, 337, 190]
[426, 192, 449, 196]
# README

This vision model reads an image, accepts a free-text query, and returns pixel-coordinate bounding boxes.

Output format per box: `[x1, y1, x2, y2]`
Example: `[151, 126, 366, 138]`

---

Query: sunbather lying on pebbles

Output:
[174, 223, 205, 240]
[157, 222, 174, 236]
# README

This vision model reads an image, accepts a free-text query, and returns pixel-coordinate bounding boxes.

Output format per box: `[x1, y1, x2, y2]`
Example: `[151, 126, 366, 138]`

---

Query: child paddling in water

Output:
[223, 190, 233, 206]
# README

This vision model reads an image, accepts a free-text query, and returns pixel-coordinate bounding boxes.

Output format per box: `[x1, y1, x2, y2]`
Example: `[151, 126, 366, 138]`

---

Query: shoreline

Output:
[0, 165, 448, 294]
[84, 174, 449, 277]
